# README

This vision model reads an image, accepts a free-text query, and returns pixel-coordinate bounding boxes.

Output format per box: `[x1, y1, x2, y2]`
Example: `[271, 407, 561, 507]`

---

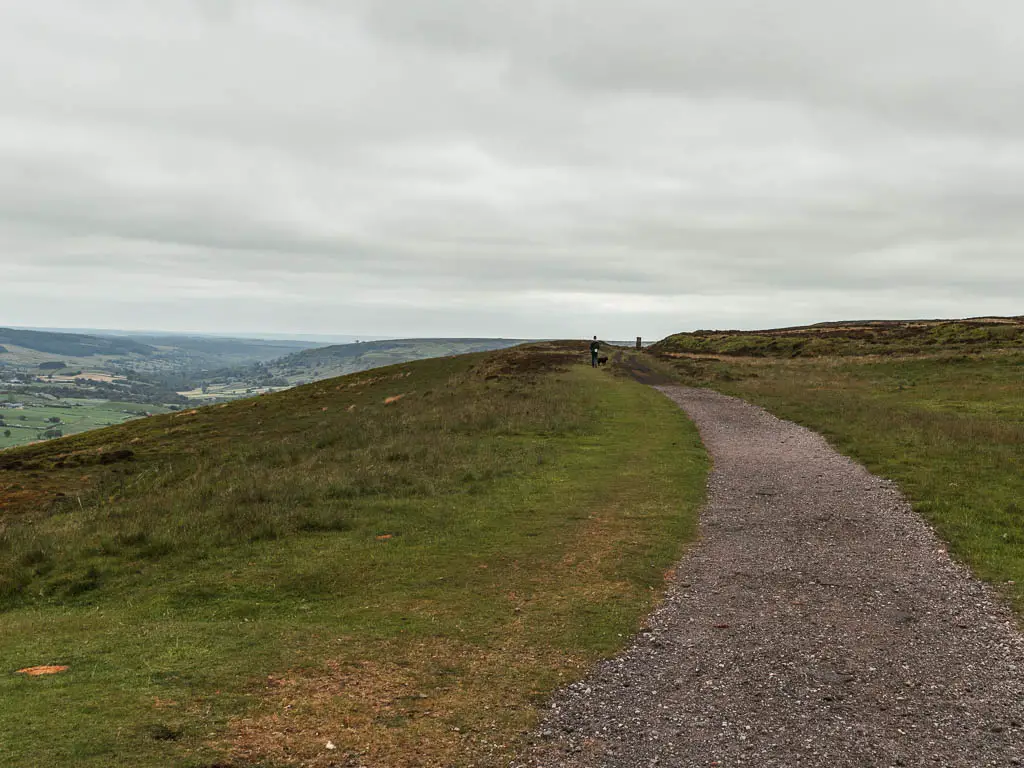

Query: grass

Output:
[655, 316, 1024, 358]
[0, 398, 170, 450]
[268, 338, 527, 385]
[0, 342, 708, 767]
[650, 342, 1024, 617]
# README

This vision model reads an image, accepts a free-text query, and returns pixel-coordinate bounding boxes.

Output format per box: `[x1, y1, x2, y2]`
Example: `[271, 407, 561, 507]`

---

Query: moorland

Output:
[2, 316, 1022, 767]
[649, 316, 1024, 614]
[0, 342, 706, 767]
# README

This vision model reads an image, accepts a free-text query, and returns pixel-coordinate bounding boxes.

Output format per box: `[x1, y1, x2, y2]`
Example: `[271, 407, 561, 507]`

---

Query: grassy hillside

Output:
[130, 334, 325, 367]
[647, 323, 1024, 616]
[0, 342, 707, 767]
[176, 339, 529, 403]
[654, 316, 1024, 358]
[0, 329, 323, 370]
[268, 338, 528, 383]
[0, 328, 155, 359]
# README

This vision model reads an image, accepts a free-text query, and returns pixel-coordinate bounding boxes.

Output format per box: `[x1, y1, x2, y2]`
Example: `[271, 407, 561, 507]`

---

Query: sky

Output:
[2, 1, 1023, 341]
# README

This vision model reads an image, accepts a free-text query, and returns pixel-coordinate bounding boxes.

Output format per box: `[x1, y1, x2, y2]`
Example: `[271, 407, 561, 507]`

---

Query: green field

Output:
[649, 332, 1024, 616]
[0, 397, 171, 451]
[0, 343, 707, 767]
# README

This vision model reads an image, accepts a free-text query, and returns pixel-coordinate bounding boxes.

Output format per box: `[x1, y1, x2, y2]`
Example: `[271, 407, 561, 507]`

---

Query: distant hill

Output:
[266, 338, 529, 382]
[32, 327, 382, 345]
[126, 334, 325, 366]
[653, 317, 1024, 358]
[0, 328, 155, 358]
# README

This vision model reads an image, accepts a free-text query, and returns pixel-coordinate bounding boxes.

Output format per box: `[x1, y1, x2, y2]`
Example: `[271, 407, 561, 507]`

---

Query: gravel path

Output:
[515, 386, 1024, 767]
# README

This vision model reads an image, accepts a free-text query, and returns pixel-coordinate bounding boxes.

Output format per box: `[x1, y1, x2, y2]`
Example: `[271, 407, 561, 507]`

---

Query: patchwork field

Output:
[0, 396, 171, 450]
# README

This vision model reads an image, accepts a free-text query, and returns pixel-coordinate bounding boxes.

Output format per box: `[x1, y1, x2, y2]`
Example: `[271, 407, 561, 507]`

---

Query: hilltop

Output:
[647, 313, 1024, 641]
[265, 338, 529, 382]
[0, 341, 707, 767]
[179, 338, 531, 399]
[653, 316, 1024, 358]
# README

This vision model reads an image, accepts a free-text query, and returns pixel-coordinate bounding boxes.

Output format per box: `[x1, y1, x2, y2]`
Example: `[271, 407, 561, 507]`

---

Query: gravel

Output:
[514, 386, 1024, 767]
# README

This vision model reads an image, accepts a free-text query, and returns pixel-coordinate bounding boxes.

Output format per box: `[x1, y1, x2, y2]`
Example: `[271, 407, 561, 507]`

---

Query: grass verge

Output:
[0, 343, 707, 767]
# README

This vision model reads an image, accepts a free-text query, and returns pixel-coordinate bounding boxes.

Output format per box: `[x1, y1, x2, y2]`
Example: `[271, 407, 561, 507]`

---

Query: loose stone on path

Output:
[515, 386, 1024, 768]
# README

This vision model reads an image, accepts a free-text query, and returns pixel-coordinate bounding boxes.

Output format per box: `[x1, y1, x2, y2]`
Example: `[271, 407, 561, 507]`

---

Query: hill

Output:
[646, 316, 1024, 648]
[0, 327, 325, 373]
[120, 333, 325, 367]
[174, 338, 530, 403]
[0, 342, 707, 767]
[0, 328, 156, 361]
[267, 338, 529, 382]
[653, 316, 1024, 358]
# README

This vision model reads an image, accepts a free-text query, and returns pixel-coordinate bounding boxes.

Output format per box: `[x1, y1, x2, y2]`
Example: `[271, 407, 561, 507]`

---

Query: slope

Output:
[267, 338, 528, 383]
[0, 342, 707, 767]
[0, 328, 155, 361]
[646, 320, 1024, 618]
[654, 316, 1024, 358]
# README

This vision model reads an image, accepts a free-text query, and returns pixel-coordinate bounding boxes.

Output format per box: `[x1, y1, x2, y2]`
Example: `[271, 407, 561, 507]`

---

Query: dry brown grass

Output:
[225, 639, 585, 768]
[219, 479, 650, 767]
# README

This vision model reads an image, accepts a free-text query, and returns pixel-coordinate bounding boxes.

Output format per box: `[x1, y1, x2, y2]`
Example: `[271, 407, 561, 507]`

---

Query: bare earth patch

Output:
[15, 665, 69, 676]
[224, 640, 585, 768]
[516, 387, 1024, 767]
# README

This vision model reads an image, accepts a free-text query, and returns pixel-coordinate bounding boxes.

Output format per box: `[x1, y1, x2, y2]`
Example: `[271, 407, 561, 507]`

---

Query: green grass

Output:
[0, 344, 708, 767]
[654, 346, 1024, 616]
[0, 400, 170, 450]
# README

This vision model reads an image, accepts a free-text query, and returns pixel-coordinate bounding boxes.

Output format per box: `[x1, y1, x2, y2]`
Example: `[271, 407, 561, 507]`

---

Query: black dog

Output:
[597, 355, 609, 366]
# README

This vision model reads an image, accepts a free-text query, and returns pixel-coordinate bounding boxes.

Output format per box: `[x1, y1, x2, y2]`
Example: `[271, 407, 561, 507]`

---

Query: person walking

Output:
[590, 336, 601, 367]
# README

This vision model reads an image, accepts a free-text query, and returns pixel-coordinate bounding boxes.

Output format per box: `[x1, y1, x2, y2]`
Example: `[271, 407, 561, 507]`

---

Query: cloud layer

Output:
[2, 1, 1021, 338]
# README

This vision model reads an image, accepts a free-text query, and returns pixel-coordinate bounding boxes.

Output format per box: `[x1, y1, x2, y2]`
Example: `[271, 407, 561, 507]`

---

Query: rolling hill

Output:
[647, 316, 1024, 665]
[0, 342, 707, 767]
[122, 334, 325, 367]
[653, 316, 1024, 358]
[0, 327, 329, 374]
[264, 337, 529, 382]
[0, 328, 156, 361]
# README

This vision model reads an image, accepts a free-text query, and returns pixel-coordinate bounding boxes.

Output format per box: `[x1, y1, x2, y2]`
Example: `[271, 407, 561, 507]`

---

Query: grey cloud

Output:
[355, 0, 1024, 133]
[0, 1, 1021, 337]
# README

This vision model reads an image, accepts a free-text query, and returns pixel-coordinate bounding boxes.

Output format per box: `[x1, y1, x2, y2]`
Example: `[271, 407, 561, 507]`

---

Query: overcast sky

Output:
[2, 1, 1022, 340]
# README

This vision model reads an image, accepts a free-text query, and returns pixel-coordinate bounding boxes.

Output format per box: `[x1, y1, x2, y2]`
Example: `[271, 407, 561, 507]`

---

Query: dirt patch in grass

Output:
[224, 640, 580, 768]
